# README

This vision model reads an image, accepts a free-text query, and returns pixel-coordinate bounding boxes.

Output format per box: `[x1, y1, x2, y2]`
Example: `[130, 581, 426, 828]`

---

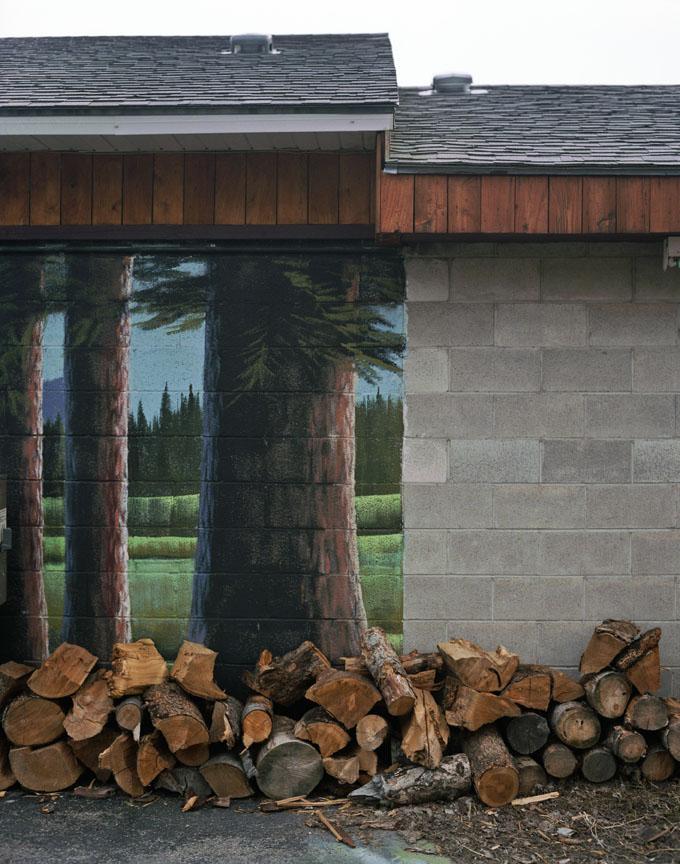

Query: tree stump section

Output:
[200, 752, 253, 798]
[625, 694, 668, 732]
[579, 619, 640, 675]
[605, 726, 647, 763]
[144, 681, 209, 754]
[438, 639, 519, 692]
[305, 669, 381, 728]
[242, 695, 274, 748]
[463, 726, 520, 807]
[542, 742, 578, 779]
[349, 754, 472, 806]
[3, 693, 65, 746]
[401, 688, 449, 769]
[99, 733, 144, 797]
[10, 741, 83, 792]
[0, 662, 33, 709]
[294, 707, 350, 757]
[581, 747, 617, 783]
[443, 678, 520, 731]
[242, 641, 330, 706]
[137, 730, 175, 787]
[356, 714, 389, 751]
[209, 697, 243, 749]
[502, 666, 552, 711]
[255, 717, 324, 800]
[107, 638, 168, 698]
[64, 673, 113, 741]
[551, 701, 601, 749]
[641, 744, 676, 782]
[361, 627, 416, 716]
[515, 756, 547, 796]
[27, 643, 97, 699]
[170, 640, 226, 701]
[583, 670, 631, 719]
[68, 727, 118, 781]
[505, 713, 550, 755]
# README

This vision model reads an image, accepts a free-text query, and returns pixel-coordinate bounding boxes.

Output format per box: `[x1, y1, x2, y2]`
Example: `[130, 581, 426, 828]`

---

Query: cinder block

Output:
[537, 531, 630, 576]
[502, 242, 587, 258]
[587, 241, 659, 258]
[633, 348, 680, 392]
[406, 242, 496, 259]
[450, 439, 540, 483]
[588, 304, 678, 346]
[585, 394, 675, 438]
[542, 257, 633, 302]
[403, 619, 447, 652]
[537, 621, 598, 666]
[446, 621, 539, 662]
[494, 393, 584, 437]
[494, 576, 584, 621]
[631, 531, 680, 574]
[408, 302, 494, 348]
[542, 348, 631, 392]
[634, 256, 680, 301]
[402, 438, 448, 483]
[495, 303, 587, 347]
[404, 348, 449, 394]
[451, 257, 540, 302]
[404, 576, 493, 620]
[493, 484, 586, 529]
[586, 484, 677, 528]
[405, 258, 449, 301]
[406, 394, 493, 438]
[633, 440, 680, 482]
[448, 347, 540, 392]
[542, 439, 631, 483]
[637, 621, 680, 662]
[403, 529, 448, 575]
[447, 530, 539, 575]
[584, 576, 676, 621]
[403, 483, 493, 529]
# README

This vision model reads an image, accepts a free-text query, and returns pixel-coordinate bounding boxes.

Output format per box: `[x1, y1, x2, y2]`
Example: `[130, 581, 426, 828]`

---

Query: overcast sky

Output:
[1, 0, 679, 86]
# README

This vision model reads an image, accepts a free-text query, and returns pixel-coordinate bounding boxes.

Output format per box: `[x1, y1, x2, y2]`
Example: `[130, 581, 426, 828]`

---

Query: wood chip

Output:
[511, 791, 560, 807]
[73, 785, 116, 799]
[181, 795, 199, 812]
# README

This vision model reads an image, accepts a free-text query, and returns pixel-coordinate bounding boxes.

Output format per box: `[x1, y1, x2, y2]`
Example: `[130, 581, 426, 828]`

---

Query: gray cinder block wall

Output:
[402, 241, 680, 694]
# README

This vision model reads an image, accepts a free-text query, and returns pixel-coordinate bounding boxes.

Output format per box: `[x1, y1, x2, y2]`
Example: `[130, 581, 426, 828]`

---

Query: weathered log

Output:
[200, 752, 253, 798]
[581, 746, 617, 783]
[68, 727, 118, 781]
[605, 726, 647, 763]
[349, 754, 472, 806]
[660, 717, 680, 761]
[136, 730, 175, 787]
[144, 681, 209, 754]
[170, 640, 226, 701]
[2, 692, 65, 746]
[0, 661, 33, 708]
[154, 765, 212, 798]
[208, 697, 243, 749]
[462, 726, 520, 807]
[502, 665, 552, 711]
[0, 733, 15, 791]
[322, 752, 361, 784]
[243, 641, 330, 706]
[294, 707, 350, 757]
[505, 712, 550, 755]
[641, 743, 676, 782]
[255, 716, 324, 800]
[443, 677, 520, 731]
[549, 668, 585, 703]
[583, 670, 631, 718]
[625, 694, 668, 732]
[361, 627, 416, 717]
[515, 756, 547, 796]
[401, 688, 449, 769]
[551, 701, 601, 749]
[613, 627, 661, 671]
[106, 638, 168, 698]
[305, 669, 381, 728]
[10, 741, 83, 792]
[438, 639, 519, 693]
[355, 714, 389, 751]
[99, 733, 144, 797]
[27, 643, 97, 699]
[542, 742, 578, 779]
[580, 619, 640, 675]
[115, 696, 145, 735]
[342, 651, 444, 678]
[242, 695, 274, 748]
[64, 672, 113, 741]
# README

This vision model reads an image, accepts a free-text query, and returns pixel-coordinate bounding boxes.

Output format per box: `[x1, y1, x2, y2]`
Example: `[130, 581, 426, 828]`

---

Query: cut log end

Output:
[27, 642, 97, 699]
[10, 741, 83, 792]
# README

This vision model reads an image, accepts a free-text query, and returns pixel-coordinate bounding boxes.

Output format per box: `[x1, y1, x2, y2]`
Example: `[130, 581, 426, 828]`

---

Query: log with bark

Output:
[208, 697, 243, 749]
[640, 744, 676, 782]
[305, 669, 381, 728]
[294, 707, 350, 757]
[342, 651, 444, 678]
[660, 716, 680, 761]
[200, 752, 253, 798]
[579, 619, 640, 675]
[401, 688, 449, 769]
[255, 716, 324, 800]
[99, 732, 144, 797]
[175, 743, 210, 767]
[581, 746, 617, 783]
[144, 681, 209, 754]
[28, 643, 97, 699]
[0, 733, 15, 791]
[2, 692, 65, 746]
[551, 701, 601, 749]
[438, 639, 519, 692]
[68, 727, 118, 781]
[136, 730, 175, 787]
[170, 640, 226, 701]
[502, 665, 552, 711]
[613, 628, 662, 694]
[443, 678, 520, 732]
[515, 756, 547, 796]
[106, 638, 168, 698]
[361, 627, 416, 716]
[115, 696, 145, 737]
[64, 672, 113, 741]
[349, 754, 472, 806]
[605, 726, 647, 763]
[154, 765, 212, 798]
[241, 695, 274, 748]
[243, 641, 330, 705]
[583, 670, 631, 719]
[10, 741, 83, 792]
[542, 742, 578, 779]
[355, 714, 389, 751]
[505, 712, 550, 755]
[0, 661, 33, 708]
[624, 694, 668, 732]
[462, 725, 520, 807]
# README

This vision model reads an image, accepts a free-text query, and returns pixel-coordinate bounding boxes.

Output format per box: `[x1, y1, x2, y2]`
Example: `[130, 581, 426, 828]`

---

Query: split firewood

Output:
[605, 726, 647, 763]
[360, 627, 416, 717]
[442, 677, 520, 731]
[154, 765, 213, 798]
[255, 716, 324, 800]
[144, 681, 209, 754]
[200, 752, 253, 798]
[463, 725, 520, 807]
[294, 707, 350, 757]
[64, 672, 113, 741]
[613, 627, 661, 670]
[68, 727, 118, 781]
[99, 732, 145, 797]
[349, 753, 471, 806]
[355, 746, 379, 776]
[504, 712, 550, 755]
[115, 696, 145, 736]
[408, 669, 438, 690]
[136, 730, 175, 787]
[342, 651, 444, 678]
[106, 638, 168, 698]
[583, 670, 632, 718]
[613, 628, 662, 694]
[305, 669, 381, 728]
[322, 751, 361, 785]
[401, 688, 449, 769]
[625, 693, 668, 731]
[551, 701, 601, 749]
[0, 734, 15, 791]
[170, 640, 226, 701]
[542, 742, 578, 779]
[175, 743, 210, 766]
[10, 741, 83, 792]
[580, 619, 640, 675]
[242, 695, 274, 748]
[0, 661, 33, 708]
[355, 714, 389, 751]
[581, 746, 617, 783]
[515, 756, 547, 796]
[242, 641, 330, 705]
[27, 643, 97, 699]
[549, 669, 585, 703]
[208, 697, 243, 749]
[641, 743, 676, 782]
[660, 716, 680, 761]
[502, 665, 552, 711]
[2, 692, 65, 746]
[437, 639, 519, 693]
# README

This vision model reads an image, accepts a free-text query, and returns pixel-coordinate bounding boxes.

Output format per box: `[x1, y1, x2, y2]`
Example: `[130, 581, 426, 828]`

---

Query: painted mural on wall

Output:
[0, 251, 404, 679]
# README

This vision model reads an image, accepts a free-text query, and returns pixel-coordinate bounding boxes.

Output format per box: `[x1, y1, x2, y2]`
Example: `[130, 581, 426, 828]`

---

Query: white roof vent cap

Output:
[229, 34, 275, 54]
[432, 73, 473, 93]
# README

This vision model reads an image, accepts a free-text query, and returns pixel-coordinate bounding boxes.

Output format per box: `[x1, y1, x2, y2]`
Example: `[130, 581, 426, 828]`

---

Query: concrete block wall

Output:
[402, 241, 680, 693]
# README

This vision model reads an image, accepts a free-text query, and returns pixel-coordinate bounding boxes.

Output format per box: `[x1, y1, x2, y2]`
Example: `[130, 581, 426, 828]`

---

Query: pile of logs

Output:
[0, 620, 677, 809]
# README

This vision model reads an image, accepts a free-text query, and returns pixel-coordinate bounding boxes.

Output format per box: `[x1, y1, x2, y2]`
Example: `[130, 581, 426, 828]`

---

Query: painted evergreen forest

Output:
[0, 251, 404, 684]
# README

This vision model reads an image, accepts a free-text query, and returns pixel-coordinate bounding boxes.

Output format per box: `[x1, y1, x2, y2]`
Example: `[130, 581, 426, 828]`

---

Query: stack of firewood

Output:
[0, 620, 677, 808]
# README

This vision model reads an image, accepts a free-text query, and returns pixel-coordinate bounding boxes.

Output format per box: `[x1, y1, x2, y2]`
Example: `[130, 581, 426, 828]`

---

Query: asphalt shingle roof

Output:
[387, 85, 680, 173]
[0, 34, 397, 112]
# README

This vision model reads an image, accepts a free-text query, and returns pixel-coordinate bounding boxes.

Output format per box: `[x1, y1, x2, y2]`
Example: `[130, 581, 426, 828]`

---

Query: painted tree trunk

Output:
[62, 256, 132, 656]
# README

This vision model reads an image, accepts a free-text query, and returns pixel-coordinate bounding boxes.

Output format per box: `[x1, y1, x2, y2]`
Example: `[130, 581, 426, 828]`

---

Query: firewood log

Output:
[580, 619, 640, 675]
[438, 639, 519, 693]
[349, 754, 472, 806]
[144, 681, 209, 754]
[200, 752, 253, 798]
[342, 651, 444, 678]
[0, 661, 33, 708]
[624, 694, 668, 731]
[605, 726, 647, 763]
[408, 669, 438, 689]
[115, 696, 145, 736]
[64, 672, 113, 741]
[660, 717, 680, 761]
[175, 743, 210, 766]
[549, 668, 585, 703]
[361, 627, 416, 717]
[462, 725, 520, 807]
[106, 638, 168, 698]
[515, 756, 547, 796]
[542, 742, 578, 779]
[136, 730, 175, 787]
[505, 712, 550, 755]
[2, 692, 65, 746]
[170, 640, 226, 701]
[355, 714, 389, 751]
[502, 665, 552, 711]
[401, 688, 449, 769]
[625, 646, 662, 695]
[443, 677, 520, 731]
[305, 669, 381, 728]
[99, 733, 144, 797]
[613, 627, 661, 671]
[27, 643, 97, 699]
[242, 641, 330, 705]
[208, 697, 243, 749]
[10, 741, 83, 792]
[355, 745, 379, 776]
[581, 746, 617, 783]
[583, 670, 631, 718]
[68, 727, 118, 781]
[241, 695, 273, 748]
[641, 743, 676, 782]
[255, 716, 324, 800]
[294, 707, 350, 757]
[322, 751, 361, 784]
[0, 733, 15, 791]
[551, 701, 600, 749]
[154, 765, 212, 797]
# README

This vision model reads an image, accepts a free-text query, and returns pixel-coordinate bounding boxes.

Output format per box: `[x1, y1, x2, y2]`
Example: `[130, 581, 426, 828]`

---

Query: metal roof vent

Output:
[229, 34, 275, 55]
[432, 73, 473, 94]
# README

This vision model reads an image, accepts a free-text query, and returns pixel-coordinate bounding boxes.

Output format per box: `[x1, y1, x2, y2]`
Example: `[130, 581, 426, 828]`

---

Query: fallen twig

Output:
[316, 810, 356, 848]
[511, 792, 560, 807]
